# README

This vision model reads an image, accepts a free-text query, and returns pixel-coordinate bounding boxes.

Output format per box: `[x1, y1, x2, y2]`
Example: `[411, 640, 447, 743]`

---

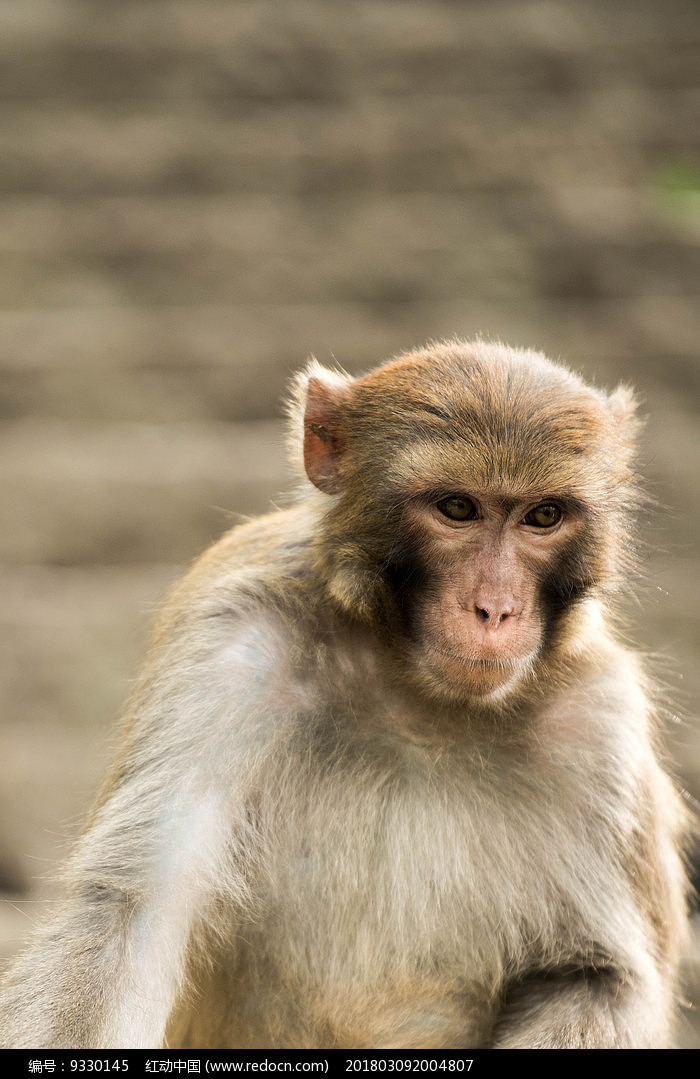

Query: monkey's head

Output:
[290, 339, 640, 704]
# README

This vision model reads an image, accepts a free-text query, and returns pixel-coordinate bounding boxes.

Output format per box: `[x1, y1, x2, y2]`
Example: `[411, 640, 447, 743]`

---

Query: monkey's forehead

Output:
[339, 342, 633, 497]
[350, 348, 615, 449]
[375, 427, 613, 502]
[346, 384, 615, 480]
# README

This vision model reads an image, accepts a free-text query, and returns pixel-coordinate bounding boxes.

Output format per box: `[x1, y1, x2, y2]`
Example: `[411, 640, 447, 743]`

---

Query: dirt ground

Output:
[0, 0, 698, 1049]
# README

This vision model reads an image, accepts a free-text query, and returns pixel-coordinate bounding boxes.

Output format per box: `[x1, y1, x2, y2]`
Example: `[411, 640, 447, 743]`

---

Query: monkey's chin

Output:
[418, 646, 538, 703]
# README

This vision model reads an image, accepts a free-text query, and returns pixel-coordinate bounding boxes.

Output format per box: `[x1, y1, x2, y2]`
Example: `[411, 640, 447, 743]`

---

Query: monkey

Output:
[0, 338, 689, 1050]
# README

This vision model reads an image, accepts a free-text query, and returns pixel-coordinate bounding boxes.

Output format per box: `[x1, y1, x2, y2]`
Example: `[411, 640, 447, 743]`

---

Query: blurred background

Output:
[0, 0, 698, 1048]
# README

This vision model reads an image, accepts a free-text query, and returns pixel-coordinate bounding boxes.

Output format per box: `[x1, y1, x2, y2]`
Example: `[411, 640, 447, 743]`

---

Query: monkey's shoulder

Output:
[534, 639, 652, 749]
[152, 503, 320, 628]
[200, 503, 317, 577]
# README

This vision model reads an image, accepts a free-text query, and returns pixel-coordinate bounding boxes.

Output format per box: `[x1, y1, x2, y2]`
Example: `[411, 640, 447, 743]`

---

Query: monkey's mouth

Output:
[421, 643, 538, 697]
[431, 646, 533, 671]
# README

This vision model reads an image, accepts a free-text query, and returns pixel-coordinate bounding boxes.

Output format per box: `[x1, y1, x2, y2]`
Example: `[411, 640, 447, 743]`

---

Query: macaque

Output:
[0, 339, 688, 1050]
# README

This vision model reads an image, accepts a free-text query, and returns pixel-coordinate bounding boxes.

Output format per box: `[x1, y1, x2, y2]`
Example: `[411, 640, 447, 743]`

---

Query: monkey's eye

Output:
[436, 496, 478, 521]
[523, 503, 562, 528]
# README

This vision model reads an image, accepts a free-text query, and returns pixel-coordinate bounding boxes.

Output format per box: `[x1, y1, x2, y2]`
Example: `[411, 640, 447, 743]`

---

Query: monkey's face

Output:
[394, 489, 586, 701]
[298, 340, 639, 705]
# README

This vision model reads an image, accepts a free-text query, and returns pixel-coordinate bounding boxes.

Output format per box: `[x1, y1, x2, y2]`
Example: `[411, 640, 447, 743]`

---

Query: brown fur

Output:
[0, 340, 688, 1049]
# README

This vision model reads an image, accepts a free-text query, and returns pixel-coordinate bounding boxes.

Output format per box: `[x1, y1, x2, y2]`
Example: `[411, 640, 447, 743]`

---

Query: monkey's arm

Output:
[0, 611, 277, 1049]
[492, 750, 687, 1050]
[491, 966, 672, 1049]
[0, 786, 237, 1049]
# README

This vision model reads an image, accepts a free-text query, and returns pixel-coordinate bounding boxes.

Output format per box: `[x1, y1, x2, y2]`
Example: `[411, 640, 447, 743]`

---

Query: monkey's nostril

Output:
[475, 605, 514, 626]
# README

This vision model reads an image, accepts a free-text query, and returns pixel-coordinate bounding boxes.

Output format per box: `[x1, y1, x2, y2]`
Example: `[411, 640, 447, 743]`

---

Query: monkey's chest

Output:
[229, 753, 603, 1047]
[235, 812, 499, 1048]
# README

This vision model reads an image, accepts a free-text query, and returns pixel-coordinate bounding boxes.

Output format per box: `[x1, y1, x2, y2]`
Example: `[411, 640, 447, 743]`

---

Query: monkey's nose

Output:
[474, 603, 516, 629]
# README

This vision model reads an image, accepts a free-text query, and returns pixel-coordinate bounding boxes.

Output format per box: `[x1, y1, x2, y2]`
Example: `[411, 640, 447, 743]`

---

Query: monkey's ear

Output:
[303, 376, 350, 494]
[606, 384, 638, 426]
[607, 384, 641, 442]
[288, 361, 354, 494]
[605, 384, 641, 469]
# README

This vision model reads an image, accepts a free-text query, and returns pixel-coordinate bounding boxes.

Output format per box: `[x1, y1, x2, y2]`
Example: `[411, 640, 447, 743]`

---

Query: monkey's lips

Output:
[422, 643, 537, 697]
